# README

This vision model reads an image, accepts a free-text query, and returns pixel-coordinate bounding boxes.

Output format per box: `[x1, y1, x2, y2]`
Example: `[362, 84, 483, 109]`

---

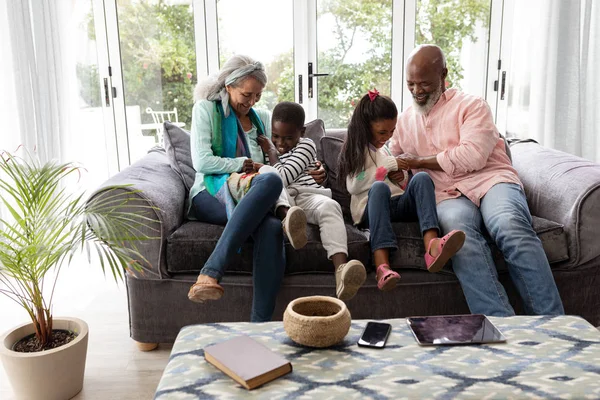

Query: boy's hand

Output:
[257, 135, 276, 154]
[308, 161, 327, 185]
[253, 162, 264, 172]
[242, 158, 255, 173]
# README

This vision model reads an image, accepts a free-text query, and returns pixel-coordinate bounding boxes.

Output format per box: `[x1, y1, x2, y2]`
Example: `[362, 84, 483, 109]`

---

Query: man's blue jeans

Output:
[192, 173, 285, 322]
[362, 172, 440, 253]
[437, 183, 564, 316]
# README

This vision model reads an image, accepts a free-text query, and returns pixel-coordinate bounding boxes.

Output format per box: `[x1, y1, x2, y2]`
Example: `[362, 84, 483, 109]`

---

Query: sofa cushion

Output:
[166, 220, 370, 275]
[321, 135, 352, 218]
[303, 119, 326, 161]
[162, 122, 195, 191]
[388, 215, 568, 271]
[166, 215, 567, 276]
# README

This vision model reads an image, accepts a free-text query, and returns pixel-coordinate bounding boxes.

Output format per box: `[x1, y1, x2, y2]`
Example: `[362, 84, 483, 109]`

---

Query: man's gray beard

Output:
[413, 86, 443, 115]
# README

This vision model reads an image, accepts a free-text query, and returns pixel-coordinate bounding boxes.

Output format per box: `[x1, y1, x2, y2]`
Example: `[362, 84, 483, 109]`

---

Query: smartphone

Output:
[357, 321, 392, 348]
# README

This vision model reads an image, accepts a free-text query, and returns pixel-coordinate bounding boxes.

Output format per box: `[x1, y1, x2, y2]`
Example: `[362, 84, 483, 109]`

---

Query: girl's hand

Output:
[242, 158, 255, 173]
[388, 170, 406, 184]
[257, 135, 276, 154]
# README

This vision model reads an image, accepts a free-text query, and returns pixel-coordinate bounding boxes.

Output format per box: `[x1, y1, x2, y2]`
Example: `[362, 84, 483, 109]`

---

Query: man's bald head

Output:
[405, 45, 448, 115]
[407, 45, 447, 75]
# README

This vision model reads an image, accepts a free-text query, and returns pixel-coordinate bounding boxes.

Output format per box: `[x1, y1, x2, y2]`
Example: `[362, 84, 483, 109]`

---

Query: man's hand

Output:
[307, 160, 327, 185]
[397, 153, 420, 169]
[257, 135, 276, 154]
[395, 157, 411, 171]
[398, 153, 444, 171]
[242, 158, 255, 173]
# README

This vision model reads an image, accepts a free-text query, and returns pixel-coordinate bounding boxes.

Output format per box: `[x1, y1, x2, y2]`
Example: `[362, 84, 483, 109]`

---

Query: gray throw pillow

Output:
[321, 134, 352, 219]
[162, 122, 195, 191]
[304, 119, 326, 161]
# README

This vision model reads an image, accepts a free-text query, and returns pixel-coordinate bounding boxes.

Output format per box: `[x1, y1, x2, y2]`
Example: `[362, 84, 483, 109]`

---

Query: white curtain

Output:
[1, 0, 74, 163]
[0, 0, 21, 154]
[506, 0, 600, 161]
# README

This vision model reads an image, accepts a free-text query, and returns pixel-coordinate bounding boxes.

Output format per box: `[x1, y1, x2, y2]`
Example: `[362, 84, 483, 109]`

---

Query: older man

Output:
[390, 44, 564, 316]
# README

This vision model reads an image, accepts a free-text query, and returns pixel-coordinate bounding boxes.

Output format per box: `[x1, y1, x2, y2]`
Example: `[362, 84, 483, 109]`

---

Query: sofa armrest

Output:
[89, 149, 186, 279]
[511, 142, 600, 268]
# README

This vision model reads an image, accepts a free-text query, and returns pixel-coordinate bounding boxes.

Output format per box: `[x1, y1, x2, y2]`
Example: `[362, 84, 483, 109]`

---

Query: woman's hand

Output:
[307, 161, 327, 185]
[242, 158, 255, 173]
[257, 135, 276, 154]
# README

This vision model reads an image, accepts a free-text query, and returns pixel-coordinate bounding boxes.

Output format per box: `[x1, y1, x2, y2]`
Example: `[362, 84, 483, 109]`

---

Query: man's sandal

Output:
[425, 230, 466, 273]
[376, 264, 401, 291]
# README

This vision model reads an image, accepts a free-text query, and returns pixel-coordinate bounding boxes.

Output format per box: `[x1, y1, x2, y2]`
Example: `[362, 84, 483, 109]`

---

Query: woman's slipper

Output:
[282, 206, 308, 249]
[188, 280, 224, 303]
[376, 264, 401, 291]
[425, 230, 466, 273]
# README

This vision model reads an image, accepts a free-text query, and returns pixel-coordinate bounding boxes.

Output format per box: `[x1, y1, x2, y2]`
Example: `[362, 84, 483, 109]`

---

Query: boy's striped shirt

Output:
[272, 138, 321, 188]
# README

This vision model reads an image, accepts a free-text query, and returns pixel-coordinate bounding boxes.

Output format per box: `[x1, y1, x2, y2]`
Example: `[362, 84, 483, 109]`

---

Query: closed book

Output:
[204, 335, 292, 390]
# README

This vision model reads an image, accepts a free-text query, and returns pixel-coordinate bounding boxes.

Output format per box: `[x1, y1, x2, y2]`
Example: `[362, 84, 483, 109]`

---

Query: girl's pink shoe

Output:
[376, 264, 401, 291]
[425, 230, 466, 273]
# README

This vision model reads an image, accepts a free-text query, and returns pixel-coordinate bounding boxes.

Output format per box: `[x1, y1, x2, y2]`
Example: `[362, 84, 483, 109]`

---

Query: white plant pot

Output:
[0, 317, 89, 400]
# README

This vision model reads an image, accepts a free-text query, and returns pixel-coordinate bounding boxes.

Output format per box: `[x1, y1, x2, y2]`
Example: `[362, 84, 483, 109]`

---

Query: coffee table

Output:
[155, 316, 600, 399]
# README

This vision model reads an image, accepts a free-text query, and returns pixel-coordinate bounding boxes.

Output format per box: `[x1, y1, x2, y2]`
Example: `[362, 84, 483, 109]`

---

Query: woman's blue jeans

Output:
[436, 183, 564, 316]
[361, 172, 440, 253]
[192, 173, 285, 322]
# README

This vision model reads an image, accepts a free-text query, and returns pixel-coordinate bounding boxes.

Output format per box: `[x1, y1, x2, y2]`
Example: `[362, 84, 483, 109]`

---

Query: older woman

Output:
[187, 55, 302, 322]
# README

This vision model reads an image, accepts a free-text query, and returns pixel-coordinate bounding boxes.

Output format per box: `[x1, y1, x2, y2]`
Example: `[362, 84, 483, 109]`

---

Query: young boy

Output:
[255, 102, 367, 301]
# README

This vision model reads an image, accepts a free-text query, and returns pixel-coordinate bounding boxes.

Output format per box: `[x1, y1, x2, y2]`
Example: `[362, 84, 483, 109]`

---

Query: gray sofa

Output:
[92, 121, 600, 344]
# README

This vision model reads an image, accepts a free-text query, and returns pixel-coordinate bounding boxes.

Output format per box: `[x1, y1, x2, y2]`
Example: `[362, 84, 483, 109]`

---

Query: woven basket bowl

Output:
[283, 295, 351, 348]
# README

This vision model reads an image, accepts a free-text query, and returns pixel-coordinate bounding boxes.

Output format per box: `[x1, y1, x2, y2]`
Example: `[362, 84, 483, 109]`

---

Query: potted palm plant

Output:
[0, 149, 156, 400]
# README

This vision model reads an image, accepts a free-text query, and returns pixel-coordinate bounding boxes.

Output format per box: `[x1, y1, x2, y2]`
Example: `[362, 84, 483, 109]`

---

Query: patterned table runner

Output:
[155, 315, 600, 399]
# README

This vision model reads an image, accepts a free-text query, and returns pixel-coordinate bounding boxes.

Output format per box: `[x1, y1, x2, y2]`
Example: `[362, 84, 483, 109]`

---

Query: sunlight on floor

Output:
[0, 259, 172, 400]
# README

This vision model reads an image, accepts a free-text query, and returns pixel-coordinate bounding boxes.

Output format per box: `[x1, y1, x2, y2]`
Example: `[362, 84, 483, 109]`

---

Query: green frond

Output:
[0, 149, 158, 345]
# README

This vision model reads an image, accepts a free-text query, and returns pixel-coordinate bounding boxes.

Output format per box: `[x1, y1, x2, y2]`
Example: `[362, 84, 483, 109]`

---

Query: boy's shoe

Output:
[336, 260, 367, 301]
[282, 206, 308, 249]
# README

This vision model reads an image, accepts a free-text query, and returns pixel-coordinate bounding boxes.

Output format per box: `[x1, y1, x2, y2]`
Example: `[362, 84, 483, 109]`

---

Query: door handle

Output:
[308, 62, 329, 99]
[500, 71, 506, 100]
[103, 78, 110, 106]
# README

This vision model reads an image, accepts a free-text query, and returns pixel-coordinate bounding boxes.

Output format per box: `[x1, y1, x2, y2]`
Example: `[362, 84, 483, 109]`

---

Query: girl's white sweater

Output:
[346, 145, 408, 224]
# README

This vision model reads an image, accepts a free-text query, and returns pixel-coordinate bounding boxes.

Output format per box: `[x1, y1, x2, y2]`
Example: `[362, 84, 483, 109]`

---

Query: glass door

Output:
[314, 0, 395, 129]
[111, 0, 198, 164]
[101, 0, 507, 156]
[401, 0, 494, 111]
[69, 0, 120, 184]
[214, 0, 295, 112]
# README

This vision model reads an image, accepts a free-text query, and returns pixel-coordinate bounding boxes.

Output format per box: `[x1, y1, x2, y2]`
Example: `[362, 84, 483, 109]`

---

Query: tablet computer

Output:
[406, 314, 506, 346]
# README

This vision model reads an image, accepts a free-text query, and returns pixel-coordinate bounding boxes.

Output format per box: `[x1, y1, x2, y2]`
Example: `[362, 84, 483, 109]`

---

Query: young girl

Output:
[339, 90, 466, 291]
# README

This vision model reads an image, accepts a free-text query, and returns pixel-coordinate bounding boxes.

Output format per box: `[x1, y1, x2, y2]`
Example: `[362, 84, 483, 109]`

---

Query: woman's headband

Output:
[225, 61, 264, 86]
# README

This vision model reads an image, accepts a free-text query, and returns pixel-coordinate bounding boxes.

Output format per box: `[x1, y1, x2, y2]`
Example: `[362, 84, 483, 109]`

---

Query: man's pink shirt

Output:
[390, 88, 522, 206]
